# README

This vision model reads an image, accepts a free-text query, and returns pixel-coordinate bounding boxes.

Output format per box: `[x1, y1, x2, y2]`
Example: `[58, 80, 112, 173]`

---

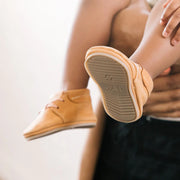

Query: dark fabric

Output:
[93, 114, 180, 180]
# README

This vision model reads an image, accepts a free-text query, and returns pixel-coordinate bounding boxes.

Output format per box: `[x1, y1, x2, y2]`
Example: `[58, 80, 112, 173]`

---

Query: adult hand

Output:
[143, 69, 180, 117]
[160, 0, 180, 46]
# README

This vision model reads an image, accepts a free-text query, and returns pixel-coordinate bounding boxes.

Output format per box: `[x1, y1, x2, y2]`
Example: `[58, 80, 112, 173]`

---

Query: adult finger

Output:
[161, 0, 179, 24]
[171, 23, 180, 45]
[143, 100, 180, 114]
[153, 73, 180, 92]
[163, 0, 173, 8]
[146, 88, 180, 105]
[145, 111, 180, 118]
[159, 67, 171, 76]
[162, 8, 180, 38]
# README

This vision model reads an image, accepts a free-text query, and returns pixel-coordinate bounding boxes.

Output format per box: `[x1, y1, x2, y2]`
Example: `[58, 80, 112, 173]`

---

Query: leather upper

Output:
[23, 89, 97, 138]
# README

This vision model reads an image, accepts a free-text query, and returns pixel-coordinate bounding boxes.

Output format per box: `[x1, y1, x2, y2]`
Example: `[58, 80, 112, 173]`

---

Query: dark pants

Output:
[93, 114, 180, 180]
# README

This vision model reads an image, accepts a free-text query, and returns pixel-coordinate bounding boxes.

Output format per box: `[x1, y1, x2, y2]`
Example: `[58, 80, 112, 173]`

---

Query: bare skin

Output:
[79, 0, 180, 179]
[144, 66, 180, 117]
[62, 0, 130, 90]
[161, 0, 180, 45]
[129, 0, 180, 79]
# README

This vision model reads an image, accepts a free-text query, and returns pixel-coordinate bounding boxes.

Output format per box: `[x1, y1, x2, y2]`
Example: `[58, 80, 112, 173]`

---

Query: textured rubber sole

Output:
[24, 122, 96, 141]
[85, 47, 139, 123]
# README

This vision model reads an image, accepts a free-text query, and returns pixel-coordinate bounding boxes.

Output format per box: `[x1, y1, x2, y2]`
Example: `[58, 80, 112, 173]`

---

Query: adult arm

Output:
[79, 100, 106, 180]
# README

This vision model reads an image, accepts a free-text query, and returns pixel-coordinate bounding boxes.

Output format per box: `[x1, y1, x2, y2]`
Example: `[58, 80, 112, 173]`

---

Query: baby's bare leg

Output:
[62, 0, 129, 90]
[130, 0, 180, 79]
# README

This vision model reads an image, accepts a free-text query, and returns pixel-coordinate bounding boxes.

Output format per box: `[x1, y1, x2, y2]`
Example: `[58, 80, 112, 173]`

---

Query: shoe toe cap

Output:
[23, 110, 64, 139]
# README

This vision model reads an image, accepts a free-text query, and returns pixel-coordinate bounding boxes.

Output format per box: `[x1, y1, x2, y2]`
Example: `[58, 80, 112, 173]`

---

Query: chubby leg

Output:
[131, 0, 180, 79]
[62, 0, 129, 90]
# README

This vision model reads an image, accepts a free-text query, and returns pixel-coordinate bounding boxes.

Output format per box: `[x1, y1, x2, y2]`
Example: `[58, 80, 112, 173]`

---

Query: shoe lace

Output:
[38, 98, 65, 113]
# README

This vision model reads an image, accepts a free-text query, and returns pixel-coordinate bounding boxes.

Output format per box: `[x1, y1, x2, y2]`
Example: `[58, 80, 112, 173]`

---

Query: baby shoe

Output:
[23, 88, 97, 140]
[85, 46, 153, 123]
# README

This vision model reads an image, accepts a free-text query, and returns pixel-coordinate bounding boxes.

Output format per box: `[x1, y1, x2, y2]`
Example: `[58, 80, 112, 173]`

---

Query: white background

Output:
[0, 0, 99, 179]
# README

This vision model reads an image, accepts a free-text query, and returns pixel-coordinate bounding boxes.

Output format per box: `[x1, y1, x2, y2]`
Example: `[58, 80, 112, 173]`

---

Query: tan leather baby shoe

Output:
[23, 88, 97, 140]
[85, 46, 153, 123]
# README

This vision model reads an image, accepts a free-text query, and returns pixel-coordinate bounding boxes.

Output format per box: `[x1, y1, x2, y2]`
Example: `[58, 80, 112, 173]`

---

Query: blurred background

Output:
[0, 0, 99, 179]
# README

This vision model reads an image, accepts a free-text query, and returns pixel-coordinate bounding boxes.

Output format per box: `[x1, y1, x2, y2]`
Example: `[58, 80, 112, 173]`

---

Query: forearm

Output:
[79, 100, 105, 180]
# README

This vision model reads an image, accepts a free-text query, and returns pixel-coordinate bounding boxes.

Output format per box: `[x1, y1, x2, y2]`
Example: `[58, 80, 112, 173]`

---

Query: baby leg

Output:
[131, 0, 180, 79]
[62, 0, 129, 90]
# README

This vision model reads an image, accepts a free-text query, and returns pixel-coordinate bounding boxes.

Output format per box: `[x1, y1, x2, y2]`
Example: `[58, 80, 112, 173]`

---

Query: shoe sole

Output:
[85, 46, 140, 123]
[24, 122, 96, 141]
